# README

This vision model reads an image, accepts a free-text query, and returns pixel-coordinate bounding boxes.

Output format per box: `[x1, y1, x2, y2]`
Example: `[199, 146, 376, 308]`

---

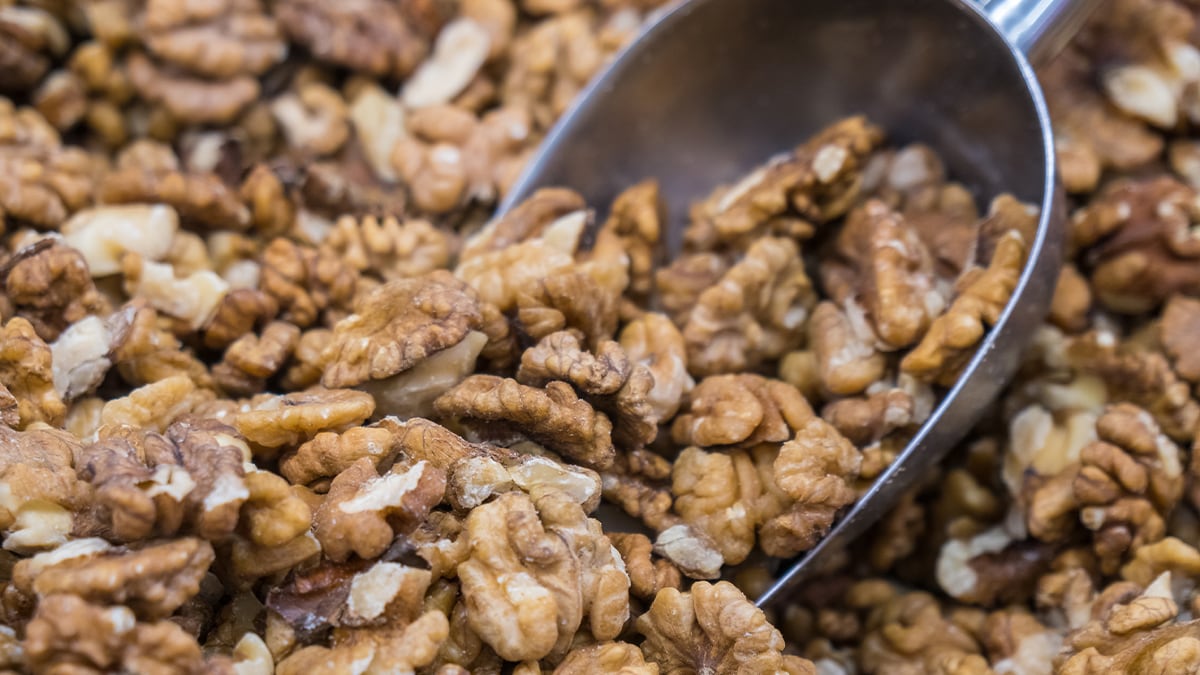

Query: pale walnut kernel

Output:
[809, 300, 887, 397]
[122, 253, 230, 330]
[314, 457, 446, 561]
[435, 375, 616, 470]
[683, 236, 815, 376]
[0, 316, 64, 428]
[902, 230, 1026, 386]
[635, 581, 816, 675]
[403, 18, 491, 108]
[61, 203, 179, 277]
[672, 374, 811, 449]
[271, 82, 349, 157]
[233, 388, 375, 451]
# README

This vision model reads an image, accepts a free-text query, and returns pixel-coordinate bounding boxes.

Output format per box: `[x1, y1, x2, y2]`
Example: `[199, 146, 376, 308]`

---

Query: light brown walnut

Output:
[0, 316, 64, 428]
[672, 374, 811, 449]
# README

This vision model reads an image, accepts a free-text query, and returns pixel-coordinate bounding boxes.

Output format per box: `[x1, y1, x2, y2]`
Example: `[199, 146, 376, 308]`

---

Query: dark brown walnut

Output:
[15, 537, 215, 619]
[1074, 177, 1200, 314]
[821, 199, 939, 349]
[0, 316, 65, 428]
[902, 230, 1026, 386]
[295, 160, 409, 221]
[672, 374, 812, 449]
[23, 594, 211, 674]
[314, 457, 446, 562]
[259, 236, 358, 328]
[683, 235, 816, 375]
[0, 5, 65, 94]
[635, 581, 816, 674]
[435, 375, 616, 470]
[1161, 294, 1200, 383]
[274, 0, 428, 77]
[517, 331, 657, 449]
[77, 420, 249, 542]
[99, 145, 251, 231]
[3, 240, 107, 342]
[321, 271, 482, 387]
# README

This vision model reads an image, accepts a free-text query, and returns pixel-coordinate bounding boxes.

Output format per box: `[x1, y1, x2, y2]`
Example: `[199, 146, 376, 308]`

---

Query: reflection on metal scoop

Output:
[500, 0, 1100, 607]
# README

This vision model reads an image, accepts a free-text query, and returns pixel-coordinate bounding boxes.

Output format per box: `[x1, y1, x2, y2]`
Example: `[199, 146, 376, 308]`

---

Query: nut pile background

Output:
[0, 0, 1198, 673]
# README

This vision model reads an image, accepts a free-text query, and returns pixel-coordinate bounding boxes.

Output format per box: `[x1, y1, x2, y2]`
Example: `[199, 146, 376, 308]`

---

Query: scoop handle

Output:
[980, 0, 1103, 63]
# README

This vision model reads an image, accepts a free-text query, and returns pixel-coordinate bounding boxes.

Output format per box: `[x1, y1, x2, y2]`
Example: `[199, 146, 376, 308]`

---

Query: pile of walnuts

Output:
[1, 0, 1200, 674]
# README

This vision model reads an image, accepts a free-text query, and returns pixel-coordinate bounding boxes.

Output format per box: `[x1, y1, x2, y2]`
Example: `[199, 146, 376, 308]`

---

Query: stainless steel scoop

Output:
[499, 0, 1098, 607]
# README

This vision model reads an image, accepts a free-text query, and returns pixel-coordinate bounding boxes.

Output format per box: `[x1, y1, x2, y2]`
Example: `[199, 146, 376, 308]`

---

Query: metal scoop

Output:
[499, 0, 1099, 607]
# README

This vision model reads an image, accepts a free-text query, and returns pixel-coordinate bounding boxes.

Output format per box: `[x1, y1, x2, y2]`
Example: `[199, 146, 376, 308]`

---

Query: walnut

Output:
[935, 526, 1055, 606]
[139, 0, 284, 78]
[672, 374, 811, 449]
[1075, 177, 1200, 313]
[58, 204, 176, 278]
[111, 302, 212, 388]
[213, 320, 300, 396]
[0, 106, 99, 230]
[859, 591, 989, 674]
[280, 327, 332, 391]
[403, 18, 491, 108]
[274, 0, 427, 77]
[0, 6, 67, 94]
[617, 312, 693, 423]
[122, 253, 230, 330]
[458, 491, 630, 662]
[636, 580, 815, 674]
[240, 163, 296, 238]
[503, 11, 609, 131]
[821, 383, 924, 447]
[1065, 331, 1199, 442]
[239, 469, 312, 548]
[809, 300, 887, 396]
[821, 200, 940, 349]
[15, 537, 214, 619]
[392, 103, 533, 213]
[77, 419, 249, 542]
[435, 375, 616, 470]
[321, 215, 456, 281]
[669, 446, 766, 565]
[599, 180, 662, 301]
[555, 642, 657, 674]
[347, 81, 406, 183]
[0, 316, 64, 428]
[518, 331, 657, 449]
[1040, 49, 1163, 194]
[259, 236, 358, 328]
[1162, 295, 1200, 383]
[279, 424, 400, 487]
[233, 388, 375, 451]
[902, 230, 1027, 386]
[608, 532, 680, 601]
[3, 240, 107, 341]
[271, 82, 349, 156]
[1122, 537, 1200, 589]
[314, 457, 445, 561]
[759, 416, 861, 557]
[1050, 263, 1093, 333]
[23, 594, 210, 674]
[514, 246, 627, 347]
[0, 426, 91, 552]
[99, 147, 251, 231]
[276, 609, 448, 675]
[682, 236, 814, 375]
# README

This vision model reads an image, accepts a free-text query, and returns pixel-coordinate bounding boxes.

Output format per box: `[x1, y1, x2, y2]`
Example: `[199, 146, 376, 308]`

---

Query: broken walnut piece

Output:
[0, 316, 64, 428]
[321, 215, 456, 282]
[112, 302, 213, 389]
[636, 580, 815, 674]
[259, 236, 358, 328]
[213, 320, 301, 396]
[1161, 294, 1200, 383]
[314, 457, 446, 562]
[233, 388, 375, 451]
[809, 300, 887, 397]
[0, 425, 91, 552]
[435, 375, 616, 470]
[683, 236, 815, 376]
[279, 424, 401, 487]
[274, 0, 427, 77]
[902, 230, 1026, 386]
